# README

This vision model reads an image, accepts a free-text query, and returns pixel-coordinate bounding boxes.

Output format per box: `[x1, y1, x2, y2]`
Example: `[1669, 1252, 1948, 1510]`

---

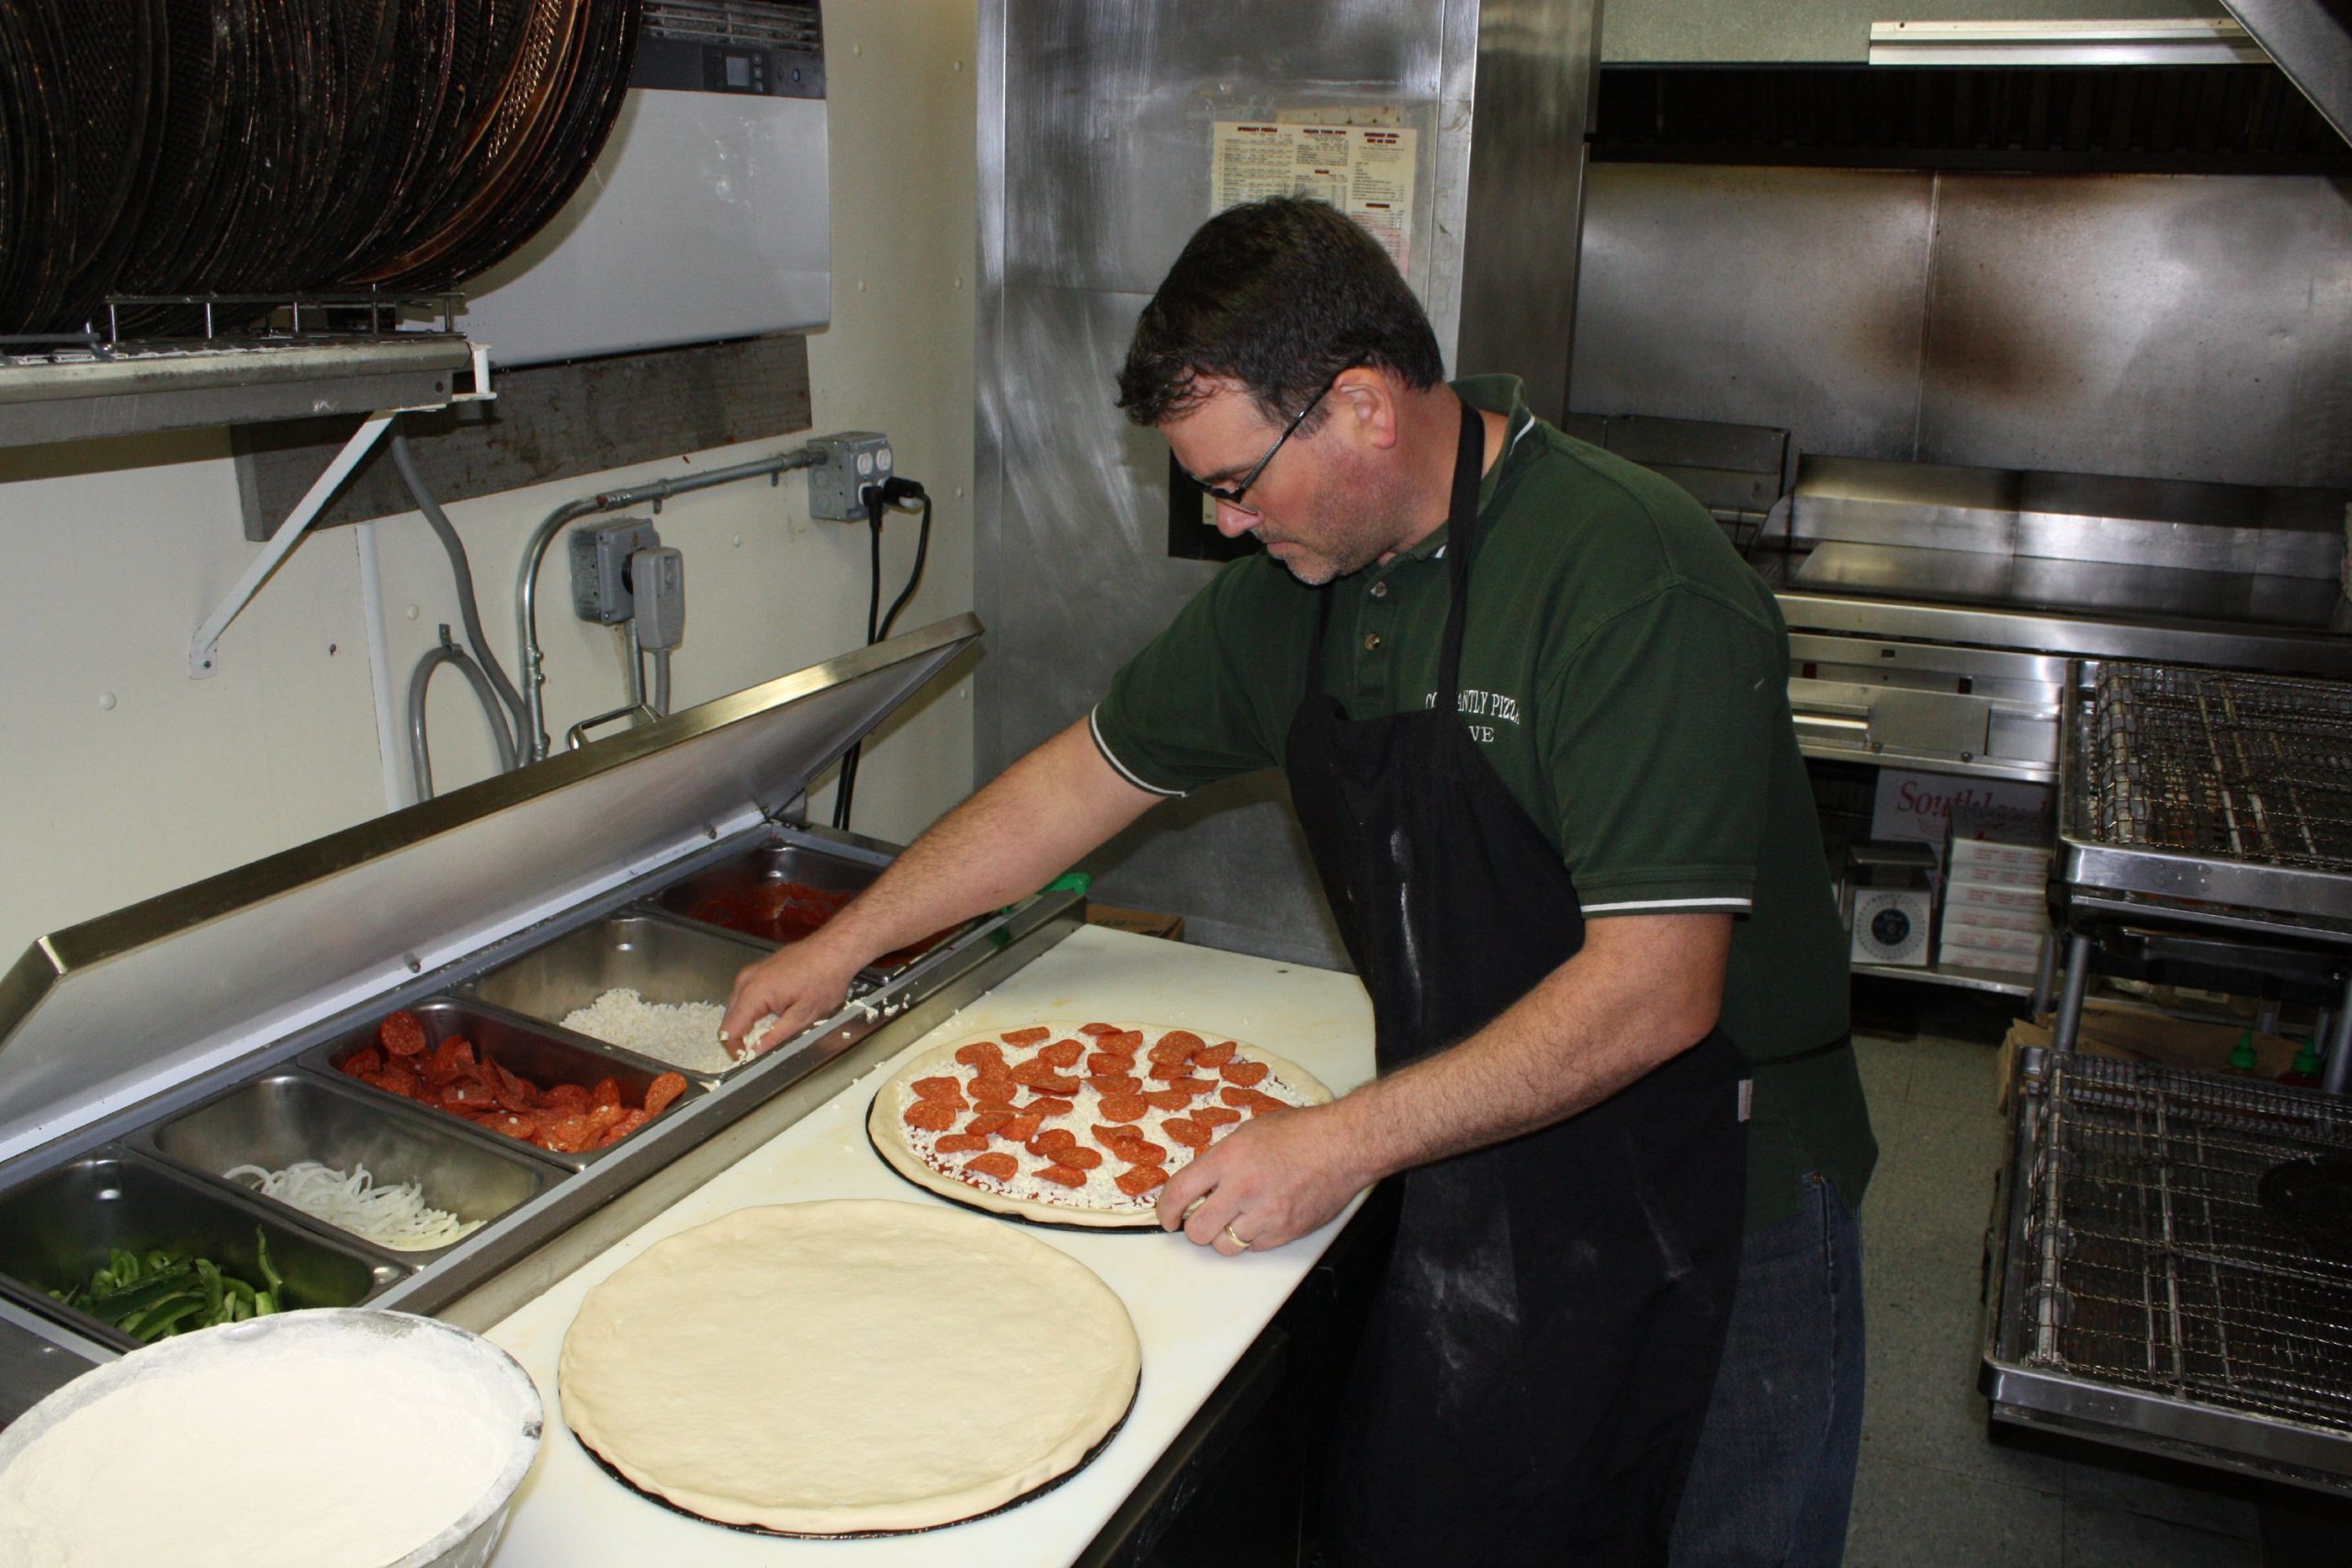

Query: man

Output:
[724, 197, 1874, 1566]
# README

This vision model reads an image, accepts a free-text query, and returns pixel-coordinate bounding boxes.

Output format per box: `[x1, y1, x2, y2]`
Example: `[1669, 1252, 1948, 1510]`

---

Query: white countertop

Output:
[483, 926, 1375, 1567]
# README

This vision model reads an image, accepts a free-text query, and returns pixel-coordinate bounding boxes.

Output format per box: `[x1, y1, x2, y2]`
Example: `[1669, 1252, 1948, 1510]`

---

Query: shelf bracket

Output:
[189, 408, 416, 679]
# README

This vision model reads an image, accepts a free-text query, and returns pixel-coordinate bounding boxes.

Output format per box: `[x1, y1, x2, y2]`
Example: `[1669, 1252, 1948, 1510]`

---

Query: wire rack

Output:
[2017, 1054, 2352, 1431]
[2080, 662, 2352, 874]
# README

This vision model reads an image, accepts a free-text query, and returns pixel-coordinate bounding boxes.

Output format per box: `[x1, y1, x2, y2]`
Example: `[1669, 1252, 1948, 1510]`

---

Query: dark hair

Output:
[1116, 197, 1444, 428]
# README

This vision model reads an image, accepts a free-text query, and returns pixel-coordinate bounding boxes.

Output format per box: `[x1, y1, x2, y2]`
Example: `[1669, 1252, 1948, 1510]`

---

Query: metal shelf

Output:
[1853, 957, 2036, 998]
[0, 334, 479, 449]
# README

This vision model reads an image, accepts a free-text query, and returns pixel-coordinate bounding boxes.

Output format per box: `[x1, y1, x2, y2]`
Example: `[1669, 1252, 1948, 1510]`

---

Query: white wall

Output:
[0, 0, 979, 964]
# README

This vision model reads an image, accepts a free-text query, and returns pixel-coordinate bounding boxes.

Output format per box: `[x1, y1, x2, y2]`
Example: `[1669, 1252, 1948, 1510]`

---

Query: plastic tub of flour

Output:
[0, 1308, 542, 1568]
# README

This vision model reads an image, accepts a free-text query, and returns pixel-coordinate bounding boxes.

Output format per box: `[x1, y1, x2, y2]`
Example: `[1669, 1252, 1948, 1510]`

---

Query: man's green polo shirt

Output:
[1091, 375, 1874, 1232]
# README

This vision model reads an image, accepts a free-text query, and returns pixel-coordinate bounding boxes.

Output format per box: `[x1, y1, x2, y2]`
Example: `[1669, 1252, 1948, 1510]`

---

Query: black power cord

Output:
[831, 476, 933, 829]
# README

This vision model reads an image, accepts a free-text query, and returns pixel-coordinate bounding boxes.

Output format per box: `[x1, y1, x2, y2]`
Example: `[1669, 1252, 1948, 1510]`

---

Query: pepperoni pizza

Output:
[866, 1021, 1332, 1228]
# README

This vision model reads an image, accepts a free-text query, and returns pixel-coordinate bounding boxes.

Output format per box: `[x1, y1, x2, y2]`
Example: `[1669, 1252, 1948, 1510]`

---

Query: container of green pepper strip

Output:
[0, 1149, 399, 1351]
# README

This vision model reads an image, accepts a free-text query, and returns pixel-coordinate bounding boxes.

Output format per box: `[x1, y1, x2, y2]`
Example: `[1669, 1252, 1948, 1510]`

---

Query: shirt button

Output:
[1369, 580, 1389, 599]
[1363, 632, 1383, 652]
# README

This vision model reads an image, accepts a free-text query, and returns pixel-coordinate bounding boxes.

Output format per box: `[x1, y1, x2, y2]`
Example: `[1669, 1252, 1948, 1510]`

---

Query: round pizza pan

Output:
[865, 1026, 1336, 1232]
[570, 1376, 1138, 1539]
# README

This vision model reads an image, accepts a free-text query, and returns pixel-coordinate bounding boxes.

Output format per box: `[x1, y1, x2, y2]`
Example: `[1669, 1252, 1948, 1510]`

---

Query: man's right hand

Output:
[721, 936, 867, 1056]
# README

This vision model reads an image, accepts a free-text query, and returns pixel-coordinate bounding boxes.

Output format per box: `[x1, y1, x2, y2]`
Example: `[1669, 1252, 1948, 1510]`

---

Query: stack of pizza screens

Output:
[560, 1200, 1143, 1536]
[867, 1021, 1333, 1229]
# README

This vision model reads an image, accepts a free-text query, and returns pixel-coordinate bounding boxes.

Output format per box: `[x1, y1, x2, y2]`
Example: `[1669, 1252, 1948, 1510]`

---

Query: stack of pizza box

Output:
[1937, 802, 2053, 976]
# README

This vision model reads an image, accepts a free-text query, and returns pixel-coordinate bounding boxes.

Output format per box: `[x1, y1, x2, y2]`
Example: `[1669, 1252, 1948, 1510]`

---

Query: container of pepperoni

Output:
[303, 1000, 702, 1171]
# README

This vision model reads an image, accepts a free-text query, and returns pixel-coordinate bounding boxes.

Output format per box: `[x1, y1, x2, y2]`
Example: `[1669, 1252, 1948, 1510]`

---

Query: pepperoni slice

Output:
[1089, 1074, 1141, 1097]
[1027, 1126, 1077, 1152]
[1025, 1096, 1076, 1118]
[592, 1077, 625, 1111]
[643, 1073, 688, 1116]
[1156, 1030, 1206, 1055]
[934, 1133, 991, 1154]
[1098, 1095, 1149, 1122]
[379, 1010, 428, 1058]
[1193, 1106, 1242, 1128]
[1012, 1063, 1081, 1095]
[544, 1082, 592, 1112]
[1142, 1089, 1192, 1112]
[1036, 1040, 1084, 1068]
[1145, 1062, 1193, 1081]
[1098, 1030, 1145, 1053]
[964, 1152, 1019, 1182]
[1219, 1059, 1271, 1087]
[595, 1109, 650, 1149]
[910, 1076, 966, 1100]
[1164, 1076, 1217, 1098]
[1001, 1113, 1043, 1142]
[1193, 1042, 1238, 1067]
[1161, 1117, 1213, 1149]
[1148, 1041, 1196, 1067]
[340, 1045, 385, 1079]
[1055, 1145, 1104, 1170]
[1036, 1164, 1089, 1189]
[1116, 1165, 1170, 1196]
[1108, 1137, 1167, 1166]
[954, 1042, 1007, 1067]
[903, 1100, 959, 1132]
[965, 1109, 1012, 1138]
[1221, 1087, 1290, 1114]
[1001, 1027, 1052, 1046]
[1086, 1053, 1136, 1076]
[1077, 1022, 1126, 1036]
[969, 1074, 1020, 1104]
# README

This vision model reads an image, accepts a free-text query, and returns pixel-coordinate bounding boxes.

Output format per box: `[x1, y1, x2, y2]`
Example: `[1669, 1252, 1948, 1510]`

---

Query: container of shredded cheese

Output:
[0, 1309, 542, 1568]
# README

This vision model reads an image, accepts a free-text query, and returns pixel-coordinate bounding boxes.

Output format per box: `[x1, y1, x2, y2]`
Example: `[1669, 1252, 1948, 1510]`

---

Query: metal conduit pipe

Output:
[409, 626, 520, 800]
[514, 446, 820, 761]
[391, 430, 529, 750]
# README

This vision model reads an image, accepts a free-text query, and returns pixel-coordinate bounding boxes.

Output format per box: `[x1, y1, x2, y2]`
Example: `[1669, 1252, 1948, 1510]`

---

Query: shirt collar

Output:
[1389, 376, 1538, 566]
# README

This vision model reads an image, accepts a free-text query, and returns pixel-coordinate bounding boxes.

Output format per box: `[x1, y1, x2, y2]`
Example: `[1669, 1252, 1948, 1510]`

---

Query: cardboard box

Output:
[1938, 897, 2045, 936]
[1949, 837, 2053, 875]
[1871, 770, 2052, 880]
[1085, 903, 1185, 942]
[1938, 935, 2042, 975]
[1997, 1001, 2301, 1111]
[1944, 880, 2045, 919]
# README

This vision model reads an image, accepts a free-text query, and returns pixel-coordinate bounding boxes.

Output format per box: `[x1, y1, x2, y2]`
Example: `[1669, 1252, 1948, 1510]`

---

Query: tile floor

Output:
[1843, 994, 2287, 1567]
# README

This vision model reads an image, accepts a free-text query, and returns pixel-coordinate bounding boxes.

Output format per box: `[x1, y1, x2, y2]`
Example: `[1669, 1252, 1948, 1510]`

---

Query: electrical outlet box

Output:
[570, 519, 662, 624]
[805, 431, 895, 520]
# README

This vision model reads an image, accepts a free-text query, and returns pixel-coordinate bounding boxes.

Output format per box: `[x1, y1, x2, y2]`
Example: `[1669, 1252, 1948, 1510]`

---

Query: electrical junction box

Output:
[805, 432, 895, 520]
[570, 520, 662, 625]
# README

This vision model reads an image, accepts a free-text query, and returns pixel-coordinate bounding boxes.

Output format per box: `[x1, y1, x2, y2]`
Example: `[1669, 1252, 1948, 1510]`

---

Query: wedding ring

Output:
[1222, 1223, 1252, 1251]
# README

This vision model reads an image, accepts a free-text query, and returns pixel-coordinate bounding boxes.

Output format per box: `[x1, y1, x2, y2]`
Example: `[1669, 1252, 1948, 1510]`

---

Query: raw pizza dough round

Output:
[560, 1200, 1140, 1535]
[868, 1021, 1334, 1229]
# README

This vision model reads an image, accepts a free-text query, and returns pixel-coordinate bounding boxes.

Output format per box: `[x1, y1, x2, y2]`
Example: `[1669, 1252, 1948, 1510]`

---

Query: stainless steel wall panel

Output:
[1571, 164, 1938, 461]
[994, 1, 1454, 302]
[1456, 0, 1604, 419]
[1571, 165, 2352, 491]
[1916, 175, 2352, 488]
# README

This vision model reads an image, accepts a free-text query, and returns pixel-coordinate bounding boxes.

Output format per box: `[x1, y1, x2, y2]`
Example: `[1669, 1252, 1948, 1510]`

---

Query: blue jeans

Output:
[1669, 1172, 1867, 1568]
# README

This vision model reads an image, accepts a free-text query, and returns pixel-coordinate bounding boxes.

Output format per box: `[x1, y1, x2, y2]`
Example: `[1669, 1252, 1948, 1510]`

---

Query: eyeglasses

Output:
[1182, 376, 1338, 510]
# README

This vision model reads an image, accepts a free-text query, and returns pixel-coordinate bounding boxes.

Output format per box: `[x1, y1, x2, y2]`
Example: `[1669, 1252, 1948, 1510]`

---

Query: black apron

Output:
[1288, 400, 1750, 1567]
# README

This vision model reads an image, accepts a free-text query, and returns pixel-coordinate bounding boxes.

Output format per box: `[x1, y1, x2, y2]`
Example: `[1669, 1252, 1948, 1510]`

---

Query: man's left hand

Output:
[1155, 1102, 1366, 1257]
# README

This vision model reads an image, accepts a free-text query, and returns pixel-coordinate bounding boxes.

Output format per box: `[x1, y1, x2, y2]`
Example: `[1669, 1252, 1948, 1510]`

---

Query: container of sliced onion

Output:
[226, 1160, 482, 1251]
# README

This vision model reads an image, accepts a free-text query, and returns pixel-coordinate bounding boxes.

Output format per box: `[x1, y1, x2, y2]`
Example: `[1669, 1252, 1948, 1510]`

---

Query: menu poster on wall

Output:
[1209, 122, 1419, 277]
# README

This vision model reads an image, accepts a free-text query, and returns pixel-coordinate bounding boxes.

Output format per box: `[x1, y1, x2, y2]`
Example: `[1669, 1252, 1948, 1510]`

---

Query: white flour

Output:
[0, 1330, 523, 1568]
